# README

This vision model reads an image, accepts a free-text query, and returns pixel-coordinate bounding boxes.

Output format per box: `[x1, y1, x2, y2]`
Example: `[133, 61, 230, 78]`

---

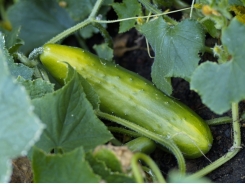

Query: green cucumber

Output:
[39, 43, 213, 158]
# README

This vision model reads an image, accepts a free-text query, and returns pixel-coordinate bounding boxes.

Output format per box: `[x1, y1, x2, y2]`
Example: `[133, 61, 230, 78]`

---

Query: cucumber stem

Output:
[206, 116, 232, 126]
[89, 0, 104, 19]
[131, 152, 166, 183]
[187, 103, 241, 179]
[95, 110, 186, 174]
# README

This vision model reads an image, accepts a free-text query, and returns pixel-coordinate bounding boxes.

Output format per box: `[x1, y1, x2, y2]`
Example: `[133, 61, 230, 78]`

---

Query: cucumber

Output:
[39, 43, 213, 158]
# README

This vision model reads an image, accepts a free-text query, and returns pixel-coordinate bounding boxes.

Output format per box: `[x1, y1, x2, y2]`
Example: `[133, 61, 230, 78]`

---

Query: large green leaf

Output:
[112, 0, 142, 33]
[7, 0, 74, 53]
[32, 146, 100, 182]
[139, 18, 204, 94]
[191, 18, 245, 114]
[0, 33, 44, 182]
[32, 67, 112, 153]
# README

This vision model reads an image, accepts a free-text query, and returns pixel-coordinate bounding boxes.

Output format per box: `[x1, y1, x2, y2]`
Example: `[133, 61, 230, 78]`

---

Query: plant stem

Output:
[204, 46, 213, 55]
[138, 0, 162, 14]
[131, 152, 166, 183]
[110, 138, 123, 146]
[46, 19, 91, 44]
[206, 116, 232, 126]
[189, 0, 195, 18]
[108, 126, 141, 137]
[89, 0, 104, 19]
[173, 0, 189, 9]
[95, 110, 186, 174]
[92, 22, 113, 48]
[187, 103, 241, 179]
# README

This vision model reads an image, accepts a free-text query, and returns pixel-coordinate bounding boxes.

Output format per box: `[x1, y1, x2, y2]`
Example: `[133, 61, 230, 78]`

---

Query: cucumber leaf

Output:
[32, 146, 100, 182]
[0, 33, 44, 182]
[191, 18, 245, 114]
[139, 18, 204, 95]
[32, 66, 112, 153]
[112, 0, 142, 33]
[7, 0, 74, 53]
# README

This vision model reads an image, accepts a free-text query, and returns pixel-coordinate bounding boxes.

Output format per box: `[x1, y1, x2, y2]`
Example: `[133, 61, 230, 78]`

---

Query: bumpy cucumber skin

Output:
[40, 44, 213, 158]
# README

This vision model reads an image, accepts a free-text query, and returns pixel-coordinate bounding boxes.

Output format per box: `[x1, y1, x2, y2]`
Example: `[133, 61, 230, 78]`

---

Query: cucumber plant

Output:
[0, 0, 244, 182]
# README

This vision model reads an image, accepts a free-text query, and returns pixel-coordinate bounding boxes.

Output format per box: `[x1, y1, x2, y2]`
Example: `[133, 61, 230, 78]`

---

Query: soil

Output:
[10, 1, 245, 182]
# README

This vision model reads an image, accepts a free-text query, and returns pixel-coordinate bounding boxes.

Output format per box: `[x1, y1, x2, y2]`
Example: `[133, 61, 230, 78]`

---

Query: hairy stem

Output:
[89, 0, 104, 19]
[206, 116, 232, 126]
[108, 126, 141, 137]
[92, 22, 113, 48]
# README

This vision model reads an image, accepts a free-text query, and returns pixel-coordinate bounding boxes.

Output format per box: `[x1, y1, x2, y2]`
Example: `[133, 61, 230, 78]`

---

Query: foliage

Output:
[139, 18, 204, 94]
[0, 0, 244, 182]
